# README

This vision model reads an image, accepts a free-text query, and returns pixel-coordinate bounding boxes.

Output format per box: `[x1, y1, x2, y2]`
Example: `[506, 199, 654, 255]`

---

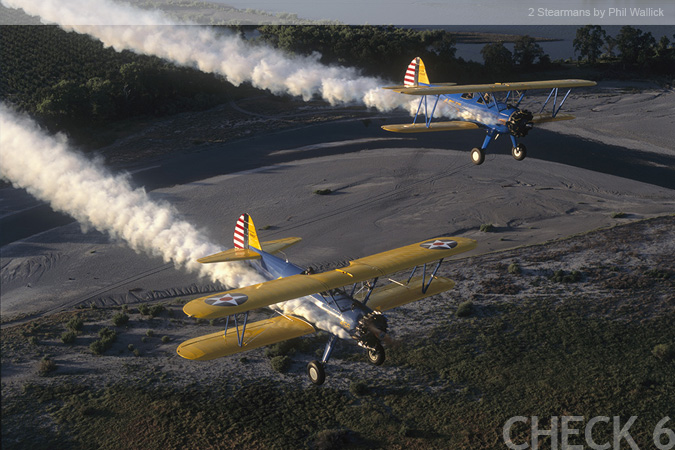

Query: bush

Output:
[550, 269, 582, 283]
[90, 340, 106, 355]
[149, 304, 165, 317]
[145, 329, 155, 337]
[270, 355, 291, 373]
[138, 304, 150, 315]
[161, 336, 171, 343]
[480, 223, 495, 232]
[60, 331, 77, 344]
[652, 343, 675, 361]
[314, 188, 332, 195]
[28, 336, 39, 346]
[456, 301, 474, 318]
[127, 344, 135, 351]
[112, 312, 129, 327]
[66, 316, 84, 331]
[349, 381, 369, 396]
[133, 349, 141, 357]
[508, 262, 522, 275]
[38, 357, 57, 376]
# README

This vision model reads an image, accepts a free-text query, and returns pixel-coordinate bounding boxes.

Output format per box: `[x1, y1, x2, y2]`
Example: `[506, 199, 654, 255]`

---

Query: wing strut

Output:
[422, 259, 444, 294]
[540, 88, 572, 118]
[412, 95, 442, 128]
[224, 312, 250, 347]
[405, 258, 445, 294]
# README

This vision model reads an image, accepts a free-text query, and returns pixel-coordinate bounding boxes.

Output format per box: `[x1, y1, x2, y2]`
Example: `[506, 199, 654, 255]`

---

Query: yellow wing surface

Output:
[355, 275, 456, 312]
[389, 79, 596, 96]
[177, 315, 315, 361]
[382, 121, 480, 133]
[183, 237, 476, 319]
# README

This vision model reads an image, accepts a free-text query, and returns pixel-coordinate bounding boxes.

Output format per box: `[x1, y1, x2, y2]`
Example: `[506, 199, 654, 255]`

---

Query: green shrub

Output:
[127, 344, 135, 351]
[38, 357, 57, 376]
[652, 343, 675, 361]
[60, 330, 77, 344]
[161, 336, 170, 343]
[508, 262, 522, 275]
[145, 329, 155, 337]
[133, 349, 141, 357]
[112, 312, 129, 327]
[550, 269, 582, 283]
[314, 188, 332, 195]
[141, 336, 148, 343]
[90, 340, 105, 355]
[270, 355, 291, 373]
[28, 336, 39, 346]
[456, 301, 474, 318]
[138, 304, 150, 315]
[480, 223, 495, 232]
[66, 316, 84, 331]
[149, 304, 165, 317]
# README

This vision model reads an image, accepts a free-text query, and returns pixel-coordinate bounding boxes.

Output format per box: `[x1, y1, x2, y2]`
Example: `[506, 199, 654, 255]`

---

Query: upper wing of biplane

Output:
[183, 237, 476, 319]
[388, 79, 596, 96]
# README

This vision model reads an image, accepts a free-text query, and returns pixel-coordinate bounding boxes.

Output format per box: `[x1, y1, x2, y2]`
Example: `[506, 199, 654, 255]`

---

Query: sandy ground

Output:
[1, 82, 674, 392]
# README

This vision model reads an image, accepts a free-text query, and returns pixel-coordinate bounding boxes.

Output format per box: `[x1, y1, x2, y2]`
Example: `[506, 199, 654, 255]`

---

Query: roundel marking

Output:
[205, 293, 249, 307]
[420, 239, 458, 250]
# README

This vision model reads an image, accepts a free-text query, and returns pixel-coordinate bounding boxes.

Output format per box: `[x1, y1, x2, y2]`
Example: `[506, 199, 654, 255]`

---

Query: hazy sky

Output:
[213, 0, 674, 25]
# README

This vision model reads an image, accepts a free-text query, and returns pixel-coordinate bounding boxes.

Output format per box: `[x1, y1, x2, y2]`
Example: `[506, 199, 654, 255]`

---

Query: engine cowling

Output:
[507, 110, 534, 137]
[355, 311, 388, 351]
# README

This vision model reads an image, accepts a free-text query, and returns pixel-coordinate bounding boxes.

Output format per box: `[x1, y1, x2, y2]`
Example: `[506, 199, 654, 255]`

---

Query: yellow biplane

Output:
[178, 213, 476, 384]
[383, 57, 596, 165]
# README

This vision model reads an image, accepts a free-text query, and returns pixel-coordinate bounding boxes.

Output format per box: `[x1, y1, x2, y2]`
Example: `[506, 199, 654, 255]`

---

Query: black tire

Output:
[307, 360, 325, 385]
[471, 148, 485, 165]
[367, 343, 385, 366]
[512, 143, 527, 161]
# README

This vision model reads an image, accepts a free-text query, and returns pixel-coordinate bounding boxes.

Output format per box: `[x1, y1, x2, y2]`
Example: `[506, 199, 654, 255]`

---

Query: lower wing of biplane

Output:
[382, 57, 596, 165]
[177, 213, 476, 384]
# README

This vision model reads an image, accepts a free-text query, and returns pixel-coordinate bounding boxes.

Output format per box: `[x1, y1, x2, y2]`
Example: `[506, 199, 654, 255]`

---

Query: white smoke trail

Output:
[0, 104, 347, 336]
[2, 0, 501, 125]
[0, 104, 260, 287]
[2, 0, 406, 111]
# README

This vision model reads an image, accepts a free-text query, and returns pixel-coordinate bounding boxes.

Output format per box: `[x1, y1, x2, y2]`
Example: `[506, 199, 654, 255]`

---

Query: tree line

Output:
[1, 25, 672, 133]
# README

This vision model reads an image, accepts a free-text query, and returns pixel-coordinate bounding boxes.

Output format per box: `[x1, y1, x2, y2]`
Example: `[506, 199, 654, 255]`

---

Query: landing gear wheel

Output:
[512, 143, 527, 161]
[367, 343, 386, 366]
[471, 148, 485, 165]
[307, 360, 325, 385]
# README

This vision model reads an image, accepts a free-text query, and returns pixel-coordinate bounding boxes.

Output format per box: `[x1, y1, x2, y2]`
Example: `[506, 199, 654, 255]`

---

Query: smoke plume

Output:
[0, 104, 348, 337]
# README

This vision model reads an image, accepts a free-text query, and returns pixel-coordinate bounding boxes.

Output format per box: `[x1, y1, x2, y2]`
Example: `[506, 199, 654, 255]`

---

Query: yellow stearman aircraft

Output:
[382, 57, 596, 165]
[177, 213, 476, 385]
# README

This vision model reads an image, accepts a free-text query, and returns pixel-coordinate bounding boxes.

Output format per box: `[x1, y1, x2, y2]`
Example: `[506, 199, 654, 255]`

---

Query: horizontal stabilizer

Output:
[382, 121, 480, 133]
[531, 113, 576, 124]
[260, 237, 303, 254]
[356, 275, 455, 312]
[198, 237, 302, 263]
[176, 315, 315, 360]
[197, 248, 261, 263]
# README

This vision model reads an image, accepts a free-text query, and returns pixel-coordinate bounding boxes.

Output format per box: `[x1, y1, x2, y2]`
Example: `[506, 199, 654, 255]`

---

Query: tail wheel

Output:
[512, 143, 527, 161]
[367, 343, 385, 366]
[307, 360, 325, 385]
[471, 148, 485, 165]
